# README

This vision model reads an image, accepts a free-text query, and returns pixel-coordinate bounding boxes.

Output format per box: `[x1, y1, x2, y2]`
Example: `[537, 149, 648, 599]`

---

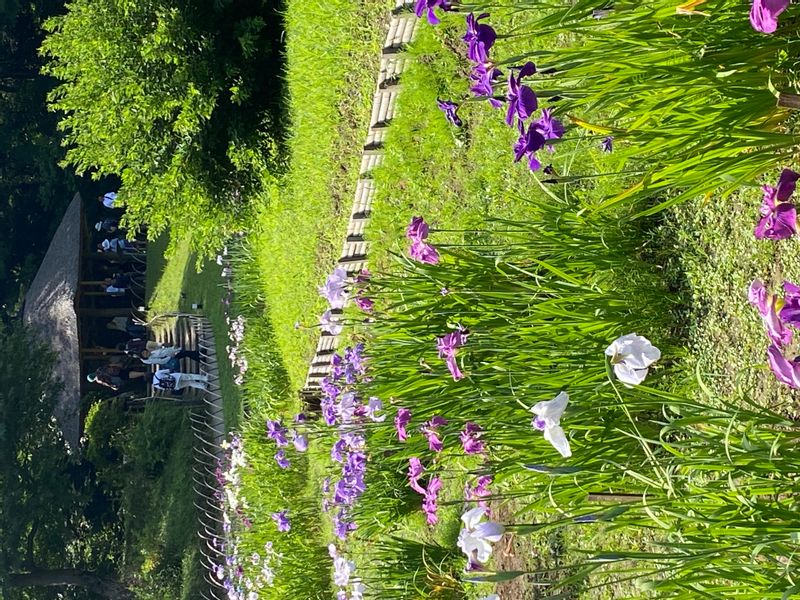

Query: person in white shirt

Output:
[98, 237, 132, 253]
[98, 192, 118, 209]
[152, 369, 208, 391]
[140, 347, 200, 366]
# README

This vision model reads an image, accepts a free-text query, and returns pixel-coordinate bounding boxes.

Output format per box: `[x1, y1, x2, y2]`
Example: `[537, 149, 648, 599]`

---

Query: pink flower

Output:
[408, 457, 426, 494]
[421, 416, 448, 452]
[748, 280, 793, 347]
[754, 169, 799, 240]
[422, 477, 442, 525]
[750, 0, 791, 34]
[409, 239, 440, 264]
[354, 295, 374, 312]
[460, 422, 485, 455]
[406, 216, 430, 241]
[395, 408, 412, 441]
[767, 344, 800, 388]
[437, 330, 468, 380]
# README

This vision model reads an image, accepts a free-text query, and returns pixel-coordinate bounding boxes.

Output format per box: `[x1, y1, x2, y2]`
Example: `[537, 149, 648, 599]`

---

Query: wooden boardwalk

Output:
[302, 0, 418, 396]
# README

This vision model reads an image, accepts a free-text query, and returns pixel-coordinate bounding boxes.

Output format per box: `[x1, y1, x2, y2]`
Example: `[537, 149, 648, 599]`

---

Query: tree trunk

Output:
[7, 568, 135, 600]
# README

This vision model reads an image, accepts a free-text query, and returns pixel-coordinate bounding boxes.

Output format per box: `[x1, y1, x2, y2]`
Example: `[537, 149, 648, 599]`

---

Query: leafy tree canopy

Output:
[41, 0, 285, 257]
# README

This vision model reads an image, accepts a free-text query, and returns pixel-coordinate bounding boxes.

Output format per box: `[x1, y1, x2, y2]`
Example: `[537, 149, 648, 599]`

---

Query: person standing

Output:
[152, 369, 208, 392]
[98, 192, 118, 209]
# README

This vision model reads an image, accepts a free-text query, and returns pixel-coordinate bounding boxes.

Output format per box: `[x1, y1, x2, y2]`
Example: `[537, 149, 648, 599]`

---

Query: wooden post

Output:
[777, 92, 800, 110]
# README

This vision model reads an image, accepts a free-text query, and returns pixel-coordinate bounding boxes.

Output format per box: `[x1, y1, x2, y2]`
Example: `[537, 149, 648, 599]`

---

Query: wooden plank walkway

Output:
[301, 0, 418, 396]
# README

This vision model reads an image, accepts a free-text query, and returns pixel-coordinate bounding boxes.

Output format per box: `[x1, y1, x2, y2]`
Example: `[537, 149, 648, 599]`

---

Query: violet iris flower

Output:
[366, 396, 386, 422]
[513, 122, 546, 172]
[465, 475, 493, 501]
[320, 310, 344, 335]
[755, 169, 800, 240]
[271, 510, 290, 532]
[748, 280, 793, 346]
[407, 216, 430, 240]
[319, 267, 349, 308]
[532, 108, 564, 151]
[437, 329, 469, 380]
[767, 344, 800, 388]
[601, 136, 614, 153]
[274, 449, 290, 469]
[408, 457, 426, 494]
[437, 99, 463, 127]
[409, 239, 440, 264]
[415, 0, 453, 25]
[354, 295, 374, 312]
[422, 477, 443, 525]
[750, 0, 791, 33]
[421, 415, 448, 452]
[463, 13, 497, 64]
[505, 62, 538, 128]
[395, 408, 412, 441]
[460, 422, 485, 455]
[779, 281, 800, 328]
[291, 431, 308, 452]
[266, 420, 289, 447]
[470, 63, 504, 108]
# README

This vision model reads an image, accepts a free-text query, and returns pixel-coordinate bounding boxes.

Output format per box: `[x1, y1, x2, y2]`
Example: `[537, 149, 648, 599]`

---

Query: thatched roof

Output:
[23, 193, 82, 449]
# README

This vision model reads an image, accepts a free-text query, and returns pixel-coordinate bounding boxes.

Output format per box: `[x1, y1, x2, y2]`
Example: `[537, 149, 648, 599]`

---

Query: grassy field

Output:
[249, 0, 392, 390]
[143, 1, 800, 599]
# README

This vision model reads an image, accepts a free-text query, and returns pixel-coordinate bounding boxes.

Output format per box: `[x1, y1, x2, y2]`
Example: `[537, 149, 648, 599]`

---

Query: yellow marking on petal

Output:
[774, 296, 786, 312]
[676, 0, 709, 15]
[567, 115, 615, 135]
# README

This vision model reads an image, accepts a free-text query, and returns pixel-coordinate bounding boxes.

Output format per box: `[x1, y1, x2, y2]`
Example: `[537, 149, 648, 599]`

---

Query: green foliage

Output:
[41, 0, 285, 256]
[0, 0, 78, 316]
[0, 326, 73, 572]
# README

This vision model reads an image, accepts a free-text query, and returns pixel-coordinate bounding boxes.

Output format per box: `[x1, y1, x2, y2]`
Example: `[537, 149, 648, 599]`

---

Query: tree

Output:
[0, 326, 132, 599]
[41, 0, 286, 257]
[0, 0, 79, 317]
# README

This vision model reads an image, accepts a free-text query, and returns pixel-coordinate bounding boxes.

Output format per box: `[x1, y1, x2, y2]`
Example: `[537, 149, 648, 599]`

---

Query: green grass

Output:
[250, 0, 392, 391]
[146, 234, 244, 427]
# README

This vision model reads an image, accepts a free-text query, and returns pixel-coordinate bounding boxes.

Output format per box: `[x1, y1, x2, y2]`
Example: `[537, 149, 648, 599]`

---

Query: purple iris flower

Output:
[601, 136, 614, 153]
[437, 330, 468, 380]
[748, 280, 792, 347]
[463, 13, 496, 64]
[322, 397, 337, 426]
[513, 122, 546, 172]
[505, 62, 538, 128]
[415, 0, 453, 25]
[437, 99, 463, 127]
[395, 408, 412, 441]
[408, 457, 426, 494]
[754, 169, 800, 240]
[291, 431, 308, 452]
[779, 281, 800, 328]
[767, 344, 800, 388]
[321, 376, 340, 399]
[469, 63, 504, 108]
[409, 239, 440, 264]
[407, 216, 430, 240]
[460, 421, 485, 455]
[465, 474, 493, 501]
[421, 416, 448, 452]
[750, 0, 790, 33]
[271, 510, 291, 532]
[354, 295, 374, 312]
[344, 343, 367, 375]
[274, 449, 290, 469]
[319, 267, 349, 309]
[533, 108, 564, 151]
[266, 420, 289, 447]
[422, 477, 442, 525]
